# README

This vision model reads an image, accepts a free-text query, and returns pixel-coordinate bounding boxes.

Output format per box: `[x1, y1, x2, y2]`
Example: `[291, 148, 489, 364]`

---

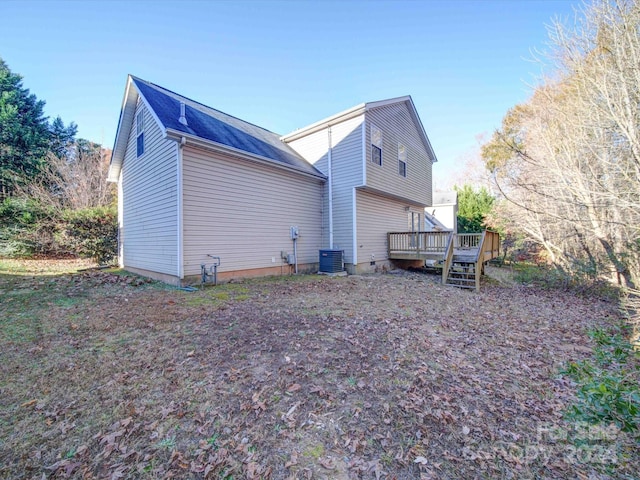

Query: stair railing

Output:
[441, 232, 454, 285]
[473, 230, 488, 291]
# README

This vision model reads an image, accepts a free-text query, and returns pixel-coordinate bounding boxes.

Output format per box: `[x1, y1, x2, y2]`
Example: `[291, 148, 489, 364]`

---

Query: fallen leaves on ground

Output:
[0, 266, 636, 479]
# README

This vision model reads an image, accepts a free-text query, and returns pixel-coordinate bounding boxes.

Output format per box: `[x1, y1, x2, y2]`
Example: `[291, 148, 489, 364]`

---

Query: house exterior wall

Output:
[181, 145, 324, 280]
[365, 103, 432, 206]
[285, 127, 330, 248]
[355, 189, 424, 273]
[326, 116, 364, 264]
[121, 101, 178, 277]
[286, 115, 364, 265]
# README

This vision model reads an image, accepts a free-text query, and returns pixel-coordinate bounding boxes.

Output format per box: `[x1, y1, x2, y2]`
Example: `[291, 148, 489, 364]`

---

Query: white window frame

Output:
[398, 143, 407, 177]
[371, 124, 382, 166]
[136, 110, 145, 157]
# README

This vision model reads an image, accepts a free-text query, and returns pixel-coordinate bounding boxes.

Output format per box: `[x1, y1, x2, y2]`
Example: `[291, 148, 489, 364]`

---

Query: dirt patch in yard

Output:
[0, 267, 636, 479]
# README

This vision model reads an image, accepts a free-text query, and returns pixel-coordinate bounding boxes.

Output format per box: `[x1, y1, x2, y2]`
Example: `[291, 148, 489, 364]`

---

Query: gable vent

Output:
[178, 102, 188, 126]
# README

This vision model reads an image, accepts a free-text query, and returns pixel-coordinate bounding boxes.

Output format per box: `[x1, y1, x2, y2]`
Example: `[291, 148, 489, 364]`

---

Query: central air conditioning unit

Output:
[319, 249, 344, 273]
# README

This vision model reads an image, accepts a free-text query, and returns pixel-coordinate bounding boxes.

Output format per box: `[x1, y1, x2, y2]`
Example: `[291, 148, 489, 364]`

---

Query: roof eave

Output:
[107, 75, 135, 182]
[281, 103, 366, 142]
[165, 129, 327, 181]
[355, 185, 430, 208]
[107, 76, 170, 183]
[364, 95, 412, 110]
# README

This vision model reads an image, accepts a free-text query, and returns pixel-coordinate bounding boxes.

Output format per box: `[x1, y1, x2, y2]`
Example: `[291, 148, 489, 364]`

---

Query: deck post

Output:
[474, 231, 488, 291]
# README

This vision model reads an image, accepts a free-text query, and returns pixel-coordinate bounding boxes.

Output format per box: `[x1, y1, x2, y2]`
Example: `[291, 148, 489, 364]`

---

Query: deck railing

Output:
[387, 231, 451, 258]
[455, 233, 481, 249]
[478, 230, 500, 263]
[388, 230, 500, 263]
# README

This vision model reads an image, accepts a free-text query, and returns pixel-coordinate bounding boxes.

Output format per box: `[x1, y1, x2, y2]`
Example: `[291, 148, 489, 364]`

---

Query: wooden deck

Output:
[388, 230, 500, 291]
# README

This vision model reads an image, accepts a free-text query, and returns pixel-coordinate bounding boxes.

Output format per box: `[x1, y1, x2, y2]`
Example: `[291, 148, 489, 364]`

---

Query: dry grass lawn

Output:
[0, 260, 637, 479]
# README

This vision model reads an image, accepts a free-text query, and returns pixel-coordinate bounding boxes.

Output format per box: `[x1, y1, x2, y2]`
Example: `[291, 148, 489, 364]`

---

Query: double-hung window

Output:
[136, 110, 145, 157]
[371, 125, 382, 166]
[398, 143, 407, 177]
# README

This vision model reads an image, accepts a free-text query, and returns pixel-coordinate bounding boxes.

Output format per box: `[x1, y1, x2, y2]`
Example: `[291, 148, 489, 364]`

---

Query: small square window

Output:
[137, 132, 144, 157]
[398, 159, 406, 177]
[371, 125, 382, 148]
[372, 145, 382, 166]
[371, 125, 382, 166]
[136, 111, 144, 134]
[398, 143, 407, 177]
[136, 111, 144, 157]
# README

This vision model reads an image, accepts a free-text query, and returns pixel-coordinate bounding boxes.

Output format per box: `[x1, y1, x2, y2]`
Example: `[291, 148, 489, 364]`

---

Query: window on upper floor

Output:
[136, 110, 145, 157]
[371, 125, 382, 166]
[398, 143, 407, 177]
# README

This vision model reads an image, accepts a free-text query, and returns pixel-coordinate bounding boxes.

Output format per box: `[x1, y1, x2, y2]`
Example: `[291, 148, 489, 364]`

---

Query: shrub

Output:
[0, 197, 55, 256]
[0, 197, 44, 226]
[562, 324, 640, 435]
[63, 206, 117, 264]
[0, 199, 117, 262]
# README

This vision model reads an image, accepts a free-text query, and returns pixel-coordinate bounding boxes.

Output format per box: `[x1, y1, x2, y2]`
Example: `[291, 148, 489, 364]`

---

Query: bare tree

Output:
[20, 139, 115, 210]
[482, 0, 640, 288]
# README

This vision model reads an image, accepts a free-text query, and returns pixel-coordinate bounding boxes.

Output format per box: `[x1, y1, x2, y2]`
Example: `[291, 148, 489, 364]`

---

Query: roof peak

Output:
[109, 75, 326, 181]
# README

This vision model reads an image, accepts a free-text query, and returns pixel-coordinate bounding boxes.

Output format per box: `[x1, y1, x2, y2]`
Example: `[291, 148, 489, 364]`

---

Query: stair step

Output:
[445, 258, 480, 289]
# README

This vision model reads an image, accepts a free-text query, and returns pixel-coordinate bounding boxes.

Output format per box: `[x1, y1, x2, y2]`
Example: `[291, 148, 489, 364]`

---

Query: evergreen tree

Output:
[49, 116, 77, 159]
[0, 57, 51, 199]
[454, 184, 495, 233]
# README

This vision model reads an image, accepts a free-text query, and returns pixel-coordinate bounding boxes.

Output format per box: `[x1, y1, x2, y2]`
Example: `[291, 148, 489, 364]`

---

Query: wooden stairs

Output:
[441, 230, 500, 291]
[445, 260, 479, 290]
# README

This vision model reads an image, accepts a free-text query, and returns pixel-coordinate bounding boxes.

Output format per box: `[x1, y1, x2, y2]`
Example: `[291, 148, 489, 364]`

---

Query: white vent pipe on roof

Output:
[178, 102, 188, 126]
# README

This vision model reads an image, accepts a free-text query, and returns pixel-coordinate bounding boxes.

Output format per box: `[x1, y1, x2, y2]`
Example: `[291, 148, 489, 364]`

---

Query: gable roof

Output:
[108, 76, 325, 182]
[281, 96, 438, 163]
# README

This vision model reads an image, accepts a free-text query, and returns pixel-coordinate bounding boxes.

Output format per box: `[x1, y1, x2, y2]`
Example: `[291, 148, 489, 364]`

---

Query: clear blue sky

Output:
[0, 0, 578, 187]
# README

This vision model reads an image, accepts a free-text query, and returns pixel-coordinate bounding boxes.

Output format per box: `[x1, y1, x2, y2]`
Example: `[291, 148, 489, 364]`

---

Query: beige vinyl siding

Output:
[121, 101, 178, 275]
[286, 128, 330, 247]
[356, 189, 423, 262]
[365, 103, 432, 206]
[286, 115, 363, 262]
[286, 128, 330, 171]
[182, 145, 323, 276]
[328, 115, 364, 263]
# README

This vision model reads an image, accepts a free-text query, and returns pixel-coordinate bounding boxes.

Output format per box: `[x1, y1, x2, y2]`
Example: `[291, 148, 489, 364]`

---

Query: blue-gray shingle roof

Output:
[131, 77, 324, 178]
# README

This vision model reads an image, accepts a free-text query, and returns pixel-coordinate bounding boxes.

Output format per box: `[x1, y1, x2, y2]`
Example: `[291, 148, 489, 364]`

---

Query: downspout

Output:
[328, 127, 334, 249]
[177, 137, 186, 281]
[117, 170, 124, 267]
[293, 236, 298, 274]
